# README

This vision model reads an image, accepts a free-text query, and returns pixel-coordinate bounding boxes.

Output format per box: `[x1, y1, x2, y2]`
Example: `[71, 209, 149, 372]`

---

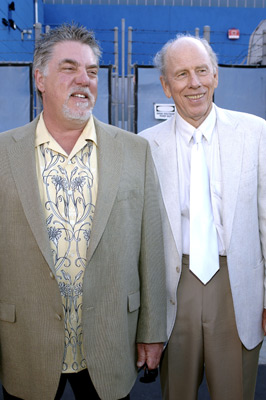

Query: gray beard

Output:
[62, 95, 95, 122]
[62, 104, 93, 122]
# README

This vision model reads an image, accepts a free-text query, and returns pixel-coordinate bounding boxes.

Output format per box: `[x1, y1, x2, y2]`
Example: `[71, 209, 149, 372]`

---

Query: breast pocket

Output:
[240, 168, 257, 187]
[238, 168, 257, 203]
[116, 188, 140, 202]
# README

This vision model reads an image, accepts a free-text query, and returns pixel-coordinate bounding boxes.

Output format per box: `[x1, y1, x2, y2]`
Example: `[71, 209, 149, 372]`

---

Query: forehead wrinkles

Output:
[52, 41, 96, 62]
[166, 40, 211, 72]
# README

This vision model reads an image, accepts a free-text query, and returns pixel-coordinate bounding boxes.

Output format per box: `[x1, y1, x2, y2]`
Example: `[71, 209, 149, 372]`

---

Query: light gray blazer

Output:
[139, 104, 266, 350]
[0, 116, 167, 400]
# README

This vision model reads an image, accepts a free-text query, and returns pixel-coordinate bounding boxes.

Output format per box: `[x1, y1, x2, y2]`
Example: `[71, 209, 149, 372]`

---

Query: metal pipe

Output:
[121, 19, 125, 129]
[114, 27, 119, 127]
[203, 25, 210, 43]
[127, 26, 133, 132]
[34, 0, 39, 25]
[34, 22, 42, 116]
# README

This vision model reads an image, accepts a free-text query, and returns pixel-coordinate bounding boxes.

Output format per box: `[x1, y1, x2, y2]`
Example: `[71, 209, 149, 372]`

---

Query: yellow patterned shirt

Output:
[35, 113, 98, 373]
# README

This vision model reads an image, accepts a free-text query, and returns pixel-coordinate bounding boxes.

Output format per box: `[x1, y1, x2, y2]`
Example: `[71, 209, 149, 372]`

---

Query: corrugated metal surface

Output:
[43, 0, 266, 7]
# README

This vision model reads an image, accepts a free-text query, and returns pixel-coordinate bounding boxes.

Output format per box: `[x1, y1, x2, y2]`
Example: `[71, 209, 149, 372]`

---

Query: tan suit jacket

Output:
[0, 116, 167, 400]
[139, 104, 266, 350]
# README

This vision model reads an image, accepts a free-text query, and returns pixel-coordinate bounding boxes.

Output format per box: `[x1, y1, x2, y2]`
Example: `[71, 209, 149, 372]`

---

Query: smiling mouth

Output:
[71, 93, 88, 99]
[186, 94, 205, 100]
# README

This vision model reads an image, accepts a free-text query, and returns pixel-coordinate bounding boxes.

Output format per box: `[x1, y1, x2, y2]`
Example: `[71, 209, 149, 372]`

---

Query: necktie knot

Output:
[193, 129, 203, 145]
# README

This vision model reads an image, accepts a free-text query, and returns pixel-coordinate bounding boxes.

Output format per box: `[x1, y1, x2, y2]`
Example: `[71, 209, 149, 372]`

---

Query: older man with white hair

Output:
[140, 35, 266, 400]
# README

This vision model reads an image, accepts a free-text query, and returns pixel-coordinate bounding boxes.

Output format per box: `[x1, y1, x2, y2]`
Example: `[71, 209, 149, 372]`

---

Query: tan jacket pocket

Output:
[128, 291, 140, 312]
[0, 302, 16, 322]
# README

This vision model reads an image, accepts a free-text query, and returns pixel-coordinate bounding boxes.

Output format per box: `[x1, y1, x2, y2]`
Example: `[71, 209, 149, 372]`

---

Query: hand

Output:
[262, 309, 266, 335]
[136, 342, 164, 370]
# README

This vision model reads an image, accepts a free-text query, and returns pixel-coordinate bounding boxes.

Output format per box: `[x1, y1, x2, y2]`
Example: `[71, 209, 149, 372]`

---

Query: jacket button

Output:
[176, 266, 180, 274]
[170, 299, 176, 306]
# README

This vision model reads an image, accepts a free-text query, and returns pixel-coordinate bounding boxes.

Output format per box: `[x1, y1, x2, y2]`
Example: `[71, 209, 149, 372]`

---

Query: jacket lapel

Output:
[149, 107, 244, 258]
[152, 116, 182, 257]
[215, 106, 244, 250]
[86, 118, 123, 262]
[8, 117, 123, 270]
[8, 118, 55, 273]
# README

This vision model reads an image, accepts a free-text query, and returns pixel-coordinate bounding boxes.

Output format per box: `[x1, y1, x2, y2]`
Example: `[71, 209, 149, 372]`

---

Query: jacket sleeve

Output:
[258, 120, 266, 308]
[136, 141, 168, 343]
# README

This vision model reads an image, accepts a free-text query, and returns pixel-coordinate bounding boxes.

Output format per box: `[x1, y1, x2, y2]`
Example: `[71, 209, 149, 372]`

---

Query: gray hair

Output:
[154, 34, 218, 79]
[33, 24, 102, 98]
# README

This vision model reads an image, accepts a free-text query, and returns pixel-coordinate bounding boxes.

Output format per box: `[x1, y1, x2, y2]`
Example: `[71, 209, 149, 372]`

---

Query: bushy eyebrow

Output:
[197, 64, 209, 69]
[173, 64, 210, 78]
[58, 59, 98, 70]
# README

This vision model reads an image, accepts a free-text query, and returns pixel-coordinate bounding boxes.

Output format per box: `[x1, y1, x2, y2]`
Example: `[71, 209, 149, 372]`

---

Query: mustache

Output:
[68, 87, 95, 102]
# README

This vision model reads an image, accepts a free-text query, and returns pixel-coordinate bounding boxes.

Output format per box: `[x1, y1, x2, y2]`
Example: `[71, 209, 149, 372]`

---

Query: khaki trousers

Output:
[161, 255, 261, 400]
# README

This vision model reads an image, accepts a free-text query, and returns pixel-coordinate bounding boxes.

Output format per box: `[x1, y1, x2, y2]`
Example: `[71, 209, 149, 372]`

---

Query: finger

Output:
[145, 345, 163, 369]
[136, 344, 146, 368]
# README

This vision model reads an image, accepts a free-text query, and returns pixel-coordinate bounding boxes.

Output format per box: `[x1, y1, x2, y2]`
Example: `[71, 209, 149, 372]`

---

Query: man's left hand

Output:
[136, 342, 164, 370]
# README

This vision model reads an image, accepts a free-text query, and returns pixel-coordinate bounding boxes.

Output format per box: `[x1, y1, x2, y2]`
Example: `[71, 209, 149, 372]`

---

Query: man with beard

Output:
[0, 24, 167, 400]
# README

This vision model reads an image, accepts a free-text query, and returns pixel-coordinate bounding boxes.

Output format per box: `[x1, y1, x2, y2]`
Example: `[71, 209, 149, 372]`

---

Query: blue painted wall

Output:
[43, 4, 266, 66]
[0, 0, 44, 62]
[0, 2, 266, 66]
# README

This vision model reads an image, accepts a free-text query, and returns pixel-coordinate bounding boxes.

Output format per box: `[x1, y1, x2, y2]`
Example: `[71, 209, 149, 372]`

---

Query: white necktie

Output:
[189, 129, 219, 284]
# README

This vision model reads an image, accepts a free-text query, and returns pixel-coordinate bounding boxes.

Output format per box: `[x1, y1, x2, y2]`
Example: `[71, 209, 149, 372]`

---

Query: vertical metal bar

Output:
[127, 26, 133, 132]
[203, 25, 210, 43]
[114, 27, 119, 126]
[34, 22, 43, 117]
[195, 27, 200, 37]
[29, 62, 34, 121]
[121, 18, 125, 129]
[34, 0, 39, 24]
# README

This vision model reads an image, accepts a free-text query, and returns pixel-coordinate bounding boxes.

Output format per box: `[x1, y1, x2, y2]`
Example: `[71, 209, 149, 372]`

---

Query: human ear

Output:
[160, 76, 172, 99]
[213, 68, 218, 89]
[35, 69, 45, 94]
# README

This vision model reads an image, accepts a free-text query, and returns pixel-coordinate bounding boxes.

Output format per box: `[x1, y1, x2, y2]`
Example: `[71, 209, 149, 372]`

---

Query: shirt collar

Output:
[175, 104, 216, 146]
[35, 112, 97, 157]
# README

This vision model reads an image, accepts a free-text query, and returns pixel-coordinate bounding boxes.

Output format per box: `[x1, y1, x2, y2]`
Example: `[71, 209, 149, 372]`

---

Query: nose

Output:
[188, 71, 201, 88]
[75, 68, 90, 86]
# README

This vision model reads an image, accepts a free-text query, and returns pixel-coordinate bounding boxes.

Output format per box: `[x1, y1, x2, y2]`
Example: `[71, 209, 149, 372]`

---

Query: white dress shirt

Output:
[175, 105, 226, 256]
